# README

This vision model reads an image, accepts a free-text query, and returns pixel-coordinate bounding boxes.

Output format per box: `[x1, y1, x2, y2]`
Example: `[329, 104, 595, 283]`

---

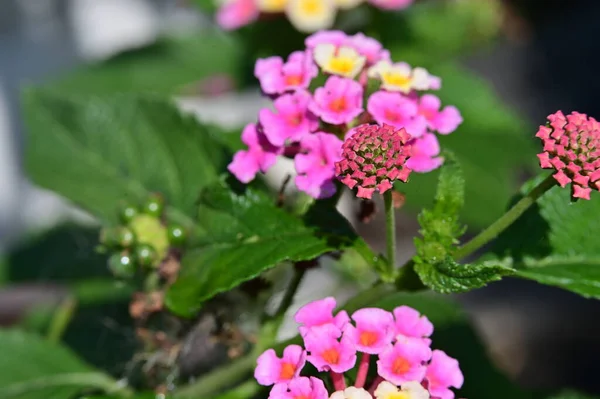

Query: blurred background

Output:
[2, 0, 600, 395]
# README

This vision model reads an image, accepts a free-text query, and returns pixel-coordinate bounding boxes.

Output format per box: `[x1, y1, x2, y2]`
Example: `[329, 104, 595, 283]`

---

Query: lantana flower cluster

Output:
[217, 0, 413, 32]
[536, 110, 600, 200]
[254, 297, 464, 399]
[228, 30, 463, 199]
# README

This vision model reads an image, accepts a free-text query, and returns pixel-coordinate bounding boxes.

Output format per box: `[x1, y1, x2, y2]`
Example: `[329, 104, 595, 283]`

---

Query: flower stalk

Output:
[383, 190, 397, 282]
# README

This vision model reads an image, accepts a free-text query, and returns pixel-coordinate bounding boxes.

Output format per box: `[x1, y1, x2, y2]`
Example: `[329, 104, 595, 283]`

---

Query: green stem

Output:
[383, 190, 397, 281]
[47, 297, 77, 343]
[175, 355, 255, 398]
[273, 267, 306, 320]
[454, 173, 557, 260]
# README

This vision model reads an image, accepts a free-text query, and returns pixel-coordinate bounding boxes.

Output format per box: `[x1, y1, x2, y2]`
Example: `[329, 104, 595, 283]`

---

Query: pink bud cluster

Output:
[536, 110, 600, 200]
[335, 124, 412, 199]
[228, 30, 463, 199]
[254, 297, 464, 399]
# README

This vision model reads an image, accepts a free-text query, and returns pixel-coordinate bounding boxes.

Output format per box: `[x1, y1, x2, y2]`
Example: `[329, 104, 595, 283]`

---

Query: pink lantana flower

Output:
[295, 132, 343, 199]
[348, 33, 390, 65]
[305, 30, 349, 49]
[255, 51, 319, 95]
[405, 133, 444, 173]
[255, 344, 306, 386]
[367, 91, 427, 138]
[392, 306, 434, 345]
[417, 95, 463, 135]
[377, 340, 432, 385]
[259, 90, 319, 146]
[269, 376, 329, 399]
[425, 350, 464, 399]
[228, 123, 282, 183]
[216, 0, 259, 30]
[304, 325, 357, 373]
[344, 308, 394, 354]
[294, 297, 350, 337]
[309, 76, 364, 125]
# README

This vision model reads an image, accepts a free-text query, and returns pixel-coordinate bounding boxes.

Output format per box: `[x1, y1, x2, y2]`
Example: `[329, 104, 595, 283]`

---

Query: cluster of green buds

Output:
[98, 194, 187, 278]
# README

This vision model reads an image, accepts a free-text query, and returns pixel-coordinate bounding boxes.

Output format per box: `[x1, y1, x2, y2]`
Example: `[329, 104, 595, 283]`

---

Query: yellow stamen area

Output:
[300, 0, 324, 15]
[258, 0, 287, 12]
[382, 72, 412, 90]
[385, 393, 411, 399]
[327, 57, 356, 76]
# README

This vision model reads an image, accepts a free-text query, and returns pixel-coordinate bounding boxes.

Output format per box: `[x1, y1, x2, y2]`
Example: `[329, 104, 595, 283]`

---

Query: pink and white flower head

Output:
[303, 324, 357, 373]
[367, 0, 413, 11]
[348, 33, 391, 65]
[215, 0, 259, 30]
[285, 0, 337, 33]
[295, 132, 344, 199]
[368, 61, 433, 94]
[425, 350, 464, 399]
[405, 133, 444, 174]
[335, 124, 413, 200]
[255, 51, 318, 95]
[374, 380, 430, 399]
[269, 376, 329, 399]
[305, 30, 349, 49]
[294, 296, 350, 336]
[367, 91, 427, 138]
[377, 339, 432, 385]
[255, 345, 306, 386]
[331, 387, 373, 399]
[417, 95, 463, 135]
[259, 90, 319, 146]
[392, 306, 434, 345]
[536, 110, 600, 200]
[310, 76, 364, 125]
[314, 43, 366, 79]
[344, 308, 395, 354]
[228, 123, 282, 183]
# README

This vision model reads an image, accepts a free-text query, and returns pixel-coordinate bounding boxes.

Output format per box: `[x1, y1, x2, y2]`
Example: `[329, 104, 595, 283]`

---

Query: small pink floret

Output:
[255, 345, 306, 386]
[309, 76, 364, 125]
[367, 91, 427, 138]
[294, 297, 350, 336]
[295, 132, 344, 199]
[268, 376, 328, 399]
[304, 326, 357, 373]
[228, 123, 282, 183]
[216, 0, 259, 30]
[255, 51, 318, 95]
[377, 339, 432, 385]
[344, 308, 394, 354]
[405, 133, 444, 173]
[426, 350, 464, 399]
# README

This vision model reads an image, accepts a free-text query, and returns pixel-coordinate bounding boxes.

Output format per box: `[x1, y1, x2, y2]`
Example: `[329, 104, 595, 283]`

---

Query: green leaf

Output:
[415, 255, 516, 293]
[23, 90, 232, 226]
[491, 174, 600, 297]
[166, 181, 362, 317]
[0, 330, 121, 399]
[516, 256, 600, 299]
[48, 32, 240, 95]
[398, 62, 536, 228]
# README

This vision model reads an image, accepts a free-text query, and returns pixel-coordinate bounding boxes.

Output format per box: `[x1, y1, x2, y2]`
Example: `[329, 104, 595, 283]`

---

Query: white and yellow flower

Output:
[285, 0, 336, 33]
[256, 0, 288, 13]
[313, 43, 366, 78]
[368, 61, 431, 93]
[374, 380, 430, 399]
[330, 386, 373, 399]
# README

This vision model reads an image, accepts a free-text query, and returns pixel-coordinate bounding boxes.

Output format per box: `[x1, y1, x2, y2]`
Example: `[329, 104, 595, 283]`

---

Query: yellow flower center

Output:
[327, 57, 356, 76]
[300, 0, 324, 15]
[284, 74, 303, 86]
[259, 0, 287, 12]
[359, 330, 378, 346]
[382, 72, 412, 89]
[386, 392, 411, 399]
[322, 348, 340, 364]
